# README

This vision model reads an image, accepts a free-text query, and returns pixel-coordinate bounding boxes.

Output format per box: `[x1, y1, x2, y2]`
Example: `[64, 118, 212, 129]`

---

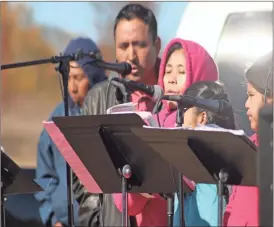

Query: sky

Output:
[25, 2, 187, 49]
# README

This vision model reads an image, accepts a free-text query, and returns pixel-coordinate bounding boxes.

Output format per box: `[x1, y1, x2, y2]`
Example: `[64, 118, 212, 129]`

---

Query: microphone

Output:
[110, 76, 164, 102]
[75, 49, 132, 76]
[91, 60, 132, 76]
[162, 95, 231, 115]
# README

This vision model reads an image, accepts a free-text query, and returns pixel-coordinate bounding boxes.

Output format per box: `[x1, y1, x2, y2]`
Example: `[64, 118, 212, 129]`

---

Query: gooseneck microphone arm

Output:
[0, 50, 94, 71]
[109, 76, 164, 102]
[162, 95, 231, 116]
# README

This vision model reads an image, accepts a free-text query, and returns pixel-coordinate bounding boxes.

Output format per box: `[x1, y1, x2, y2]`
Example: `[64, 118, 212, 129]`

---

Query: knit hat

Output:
[246, 52, 273, 96]
[63, 37, 107, 87]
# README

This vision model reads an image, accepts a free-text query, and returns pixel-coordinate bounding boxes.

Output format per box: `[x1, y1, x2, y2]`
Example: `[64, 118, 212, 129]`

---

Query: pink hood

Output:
[158, 38, 218, 94]
[156, 38, 218, 127]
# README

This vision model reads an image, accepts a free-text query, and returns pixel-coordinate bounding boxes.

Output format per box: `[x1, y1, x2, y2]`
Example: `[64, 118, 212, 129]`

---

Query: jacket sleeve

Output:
[35, 127, 59, 225]
[34, 104, 63, 226]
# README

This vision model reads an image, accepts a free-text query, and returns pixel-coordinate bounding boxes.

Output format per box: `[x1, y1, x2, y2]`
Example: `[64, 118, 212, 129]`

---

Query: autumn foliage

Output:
[0, 2, 60, 102]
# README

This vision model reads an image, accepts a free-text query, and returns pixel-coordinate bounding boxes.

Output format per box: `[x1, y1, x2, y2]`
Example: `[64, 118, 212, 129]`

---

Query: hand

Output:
[140, 193, 155, 199]
[54, 222, 63, 227]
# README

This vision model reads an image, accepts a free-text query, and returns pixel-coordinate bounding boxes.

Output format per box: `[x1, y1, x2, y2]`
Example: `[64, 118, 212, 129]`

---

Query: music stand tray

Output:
[130, 127, 258, 226]
[1, 151, 42, 227]
[52, 114, 192, 194]
[51, 114, 192, 227]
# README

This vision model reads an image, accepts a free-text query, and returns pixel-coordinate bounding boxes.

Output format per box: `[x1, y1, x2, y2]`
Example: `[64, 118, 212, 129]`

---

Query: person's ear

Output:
[197, 111, 208, 125]
[266, 96, 273, 104]
[155, 36, 161, 56]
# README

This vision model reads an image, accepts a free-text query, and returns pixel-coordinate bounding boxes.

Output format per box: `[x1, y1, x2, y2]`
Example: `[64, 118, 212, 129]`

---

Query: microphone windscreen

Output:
[123, 63, 132, 75]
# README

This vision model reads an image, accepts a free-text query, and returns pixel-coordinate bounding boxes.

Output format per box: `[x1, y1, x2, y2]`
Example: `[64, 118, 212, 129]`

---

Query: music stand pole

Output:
[1, 191, 6, 227]
[121, 165, 132, 227]
[217, 169, 229, 227]
[57, 60, 74, 227]
[175, 108, 185, 227]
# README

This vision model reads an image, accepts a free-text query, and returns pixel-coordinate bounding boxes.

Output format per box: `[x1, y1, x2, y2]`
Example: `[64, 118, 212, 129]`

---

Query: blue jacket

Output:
[173, 184, 219, 226]
[34, 37, 107, 226]
[35, 102, 80, 226]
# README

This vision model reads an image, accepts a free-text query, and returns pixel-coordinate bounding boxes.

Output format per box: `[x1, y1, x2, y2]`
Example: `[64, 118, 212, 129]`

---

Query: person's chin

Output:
[70, 97, 77, 103]
[71, 97, 81, 105]
[126, 73, 141, 81]
[250, 121, 258, 133]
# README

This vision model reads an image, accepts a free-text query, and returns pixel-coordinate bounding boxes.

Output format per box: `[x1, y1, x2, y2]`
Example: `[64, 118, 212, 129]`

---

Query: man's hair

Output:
[114, 3, 158, 42]
[184, 81, 236, 129]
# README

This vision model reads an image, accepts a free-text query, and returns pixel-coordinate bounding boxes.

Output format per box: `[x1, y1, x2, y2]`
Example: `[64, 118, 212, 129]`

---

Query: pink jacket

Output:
[223, 134, 259, 226]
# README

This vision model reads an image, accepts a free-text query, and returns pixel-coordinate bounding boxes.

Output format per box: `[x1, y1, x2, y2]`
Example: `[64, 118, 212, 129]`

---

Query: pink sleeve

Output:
[112, 193, 149, 216]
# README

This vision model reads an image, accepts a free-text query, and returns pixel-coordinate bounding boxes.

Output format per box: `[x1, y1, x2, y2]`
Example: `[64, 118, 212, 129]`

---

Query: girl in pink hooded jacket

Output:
[155, 38, 218, 127]
[223, 52, 273, 226]
[113, 38, 218, 226]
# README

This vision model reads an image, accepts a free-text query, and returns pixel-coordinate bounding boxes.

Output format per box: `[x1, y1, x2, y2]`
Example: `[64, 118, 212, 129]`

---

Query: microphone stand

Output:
[1, 50, 99, 227]
[153, 98, 181, 227]
[176, 107, 185, 227]
[56, 59, 75, 227]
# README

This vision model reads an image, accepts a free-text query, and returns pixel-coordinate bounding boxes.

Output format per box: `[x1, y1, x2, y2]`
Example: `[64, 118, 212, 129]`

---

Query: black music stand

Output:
[1, 151, 42, 227]
[131, 127, 258, 227]
[258, 103, 273, 226]
[52, 114, 192, 227]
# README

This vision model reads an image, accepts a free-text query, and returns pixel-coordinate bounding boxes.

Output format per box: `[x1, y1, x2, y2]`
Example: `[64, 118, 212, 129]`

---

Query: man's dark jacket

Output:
[74, 78, 136, 227]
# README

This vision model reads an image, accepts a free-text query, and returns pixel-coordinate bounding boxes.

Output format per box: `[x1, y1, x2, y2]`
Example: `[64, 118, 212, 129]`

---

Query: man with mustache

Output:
[83, 3, 161, 115]
[75, 3, 161, 226]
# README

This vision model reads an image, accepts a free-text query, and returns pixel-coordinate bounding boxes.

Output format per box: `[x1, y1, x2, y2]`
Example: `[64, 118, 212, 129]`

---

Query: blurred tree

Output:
[0, 2, 64, 167]
[0, 2, 59, 101]
[89, 2, 160, 66]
